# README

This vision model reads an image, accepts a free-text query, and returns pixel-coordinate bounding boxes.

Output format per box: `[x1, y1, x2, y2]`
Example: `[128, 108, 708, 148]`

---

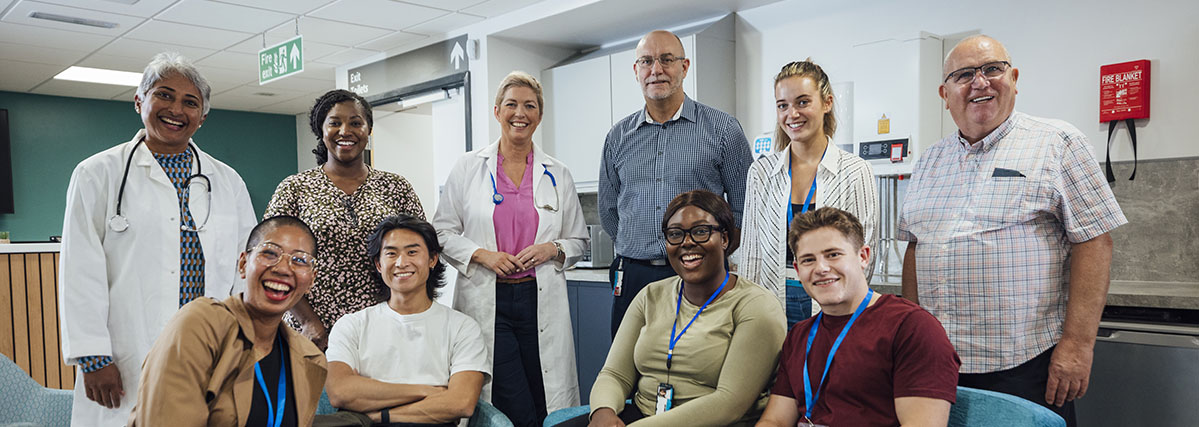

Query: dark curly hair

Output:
[309, 89, 373, 164]
[661, 190, 738, 256]
[366, 214, 447, 301]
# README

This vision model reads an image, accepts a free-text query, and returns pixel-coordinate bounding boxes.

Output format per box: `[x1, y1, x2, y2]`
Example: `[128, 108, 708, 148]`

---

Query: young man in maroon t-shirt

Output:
[756, 207, 961, 427]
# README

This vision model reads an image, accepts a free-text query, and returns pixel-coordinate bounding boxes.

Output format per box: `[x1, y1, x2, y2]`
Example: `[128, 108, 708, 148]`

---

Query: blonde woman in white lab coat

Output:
[57, 52, 256, 427]
[433, 71, 588, 427]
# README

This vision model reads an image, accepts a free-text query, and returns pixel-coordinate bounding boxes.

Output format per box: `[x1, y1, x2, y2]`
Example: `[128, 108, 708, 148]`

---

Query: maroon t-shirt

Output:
[771, 294, 961, 426]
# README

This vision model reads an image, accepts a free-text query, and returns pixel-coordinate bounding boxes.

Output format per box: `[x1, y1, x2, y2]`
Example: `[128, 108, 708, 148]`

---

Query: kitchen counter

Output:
[565, 268, 609, 283]
[871, 280, 1199, 310]
[0, 242, 60, 253]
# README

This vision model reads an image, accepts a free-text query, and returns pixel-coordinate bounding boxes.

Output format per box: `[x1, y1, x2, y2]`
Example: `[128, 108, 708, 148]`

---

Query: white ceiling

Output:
[0, 0, 544, 115]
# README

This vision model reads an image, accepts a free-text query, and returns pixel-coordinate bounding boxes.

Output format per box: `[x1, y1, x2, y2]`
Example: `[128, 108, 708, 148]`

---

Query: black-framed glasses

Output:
[251, 242, 317, 273]
[944, 61, 1011, 84]
[635, 55, 685, 69]
[663, 225, 724, 245]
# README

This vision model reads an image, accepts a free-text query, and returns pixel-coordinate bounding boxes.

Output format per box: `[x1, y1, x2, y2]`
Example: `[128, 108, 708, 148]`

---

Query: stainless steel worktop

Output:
[871, 280, 1199, 310]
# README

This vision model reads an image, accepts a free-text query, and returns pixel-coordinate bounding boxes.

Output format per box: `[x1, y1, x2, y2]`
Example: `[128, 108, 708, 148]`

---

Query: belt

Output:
[622, 256, 668, 267]
[496, 276, 536, 285]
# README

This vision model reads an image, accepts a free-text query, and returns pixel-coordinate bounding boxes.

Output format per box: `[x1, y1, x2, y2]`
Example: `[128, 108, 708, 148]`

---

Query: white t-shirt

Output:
[327, 301, 491, 386]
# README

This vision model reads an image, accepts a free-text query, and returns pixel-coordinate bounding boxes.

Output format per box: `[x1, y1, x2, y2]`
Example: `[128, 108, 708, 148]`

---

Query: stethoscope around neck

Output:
[489, 165, 559, 212]
[107, 137, 211, 233]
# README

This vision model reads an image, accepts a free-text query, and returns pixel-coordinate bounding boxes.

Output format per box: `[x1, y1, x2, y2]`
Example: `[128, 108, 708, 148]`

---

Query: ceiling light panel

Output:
[54, 66, 142, 86]
[310, 0, 449, 31]
[2, 1, 146, 35]
[32, 78, 134, 99]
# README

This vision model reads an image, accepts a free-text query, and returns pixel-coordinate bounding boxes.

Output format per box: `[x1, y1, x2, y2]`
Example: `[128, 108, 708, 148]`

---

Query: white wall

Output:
[295, 112, 315, 172]
[372, 110, 436, 215]
[485, 36, 578, 151]
[736, 0, 1199, 161]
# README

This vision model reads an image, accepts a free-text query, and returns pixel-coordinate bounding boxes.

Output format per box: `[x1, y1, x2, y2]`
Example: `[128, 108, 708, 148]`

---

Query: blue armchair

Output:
[949, 386, 1065, 427]
[0, 355, 73, 427]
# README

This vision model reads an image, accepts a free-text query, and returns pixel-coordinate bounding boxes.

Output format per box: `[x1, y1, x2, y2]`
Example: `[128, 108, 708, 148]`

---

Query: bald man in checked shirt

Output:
[898, 35, 1126, 427]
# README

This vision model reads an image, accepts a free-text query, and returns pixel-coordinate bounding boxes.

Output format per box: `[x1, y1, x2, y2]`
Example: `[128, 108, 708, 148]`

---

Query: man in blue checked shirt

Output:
[598, 30, 753, 338]
[898, 35, 1126, 427]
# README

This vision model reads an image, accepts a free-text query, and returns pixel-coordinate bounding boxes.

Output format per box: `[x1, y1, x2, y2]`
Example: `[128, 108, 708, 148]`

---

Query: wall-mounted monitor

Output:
[0, 109, 13, 214]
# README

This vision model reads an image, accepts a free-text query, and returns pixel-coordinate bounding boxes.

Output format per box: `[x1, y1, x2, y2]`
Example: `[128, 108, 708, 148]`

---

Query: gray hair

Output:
[137, 52, 212, 115]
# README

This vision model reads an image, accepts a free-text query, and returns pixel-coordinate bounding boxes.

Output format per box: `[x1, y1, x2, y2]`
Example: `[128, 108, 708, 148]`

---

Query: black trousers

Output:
[609, 256, 676, 338]
[493, 278, 547, 427]
[958, 345, 1077, 427]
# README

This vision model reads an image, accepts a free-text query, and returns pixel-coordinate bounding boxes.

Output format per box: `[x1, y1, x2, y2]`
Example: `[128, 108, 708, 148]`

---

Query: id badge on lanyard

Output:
[613, 258, 624, 296]
[655, 383, 673, 414]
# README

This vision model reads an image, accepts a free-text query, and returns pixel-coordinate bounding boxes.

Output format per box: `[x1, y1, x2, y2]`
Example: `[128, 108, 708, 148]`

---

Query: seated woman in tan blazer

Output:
[129, 215, 327, 426]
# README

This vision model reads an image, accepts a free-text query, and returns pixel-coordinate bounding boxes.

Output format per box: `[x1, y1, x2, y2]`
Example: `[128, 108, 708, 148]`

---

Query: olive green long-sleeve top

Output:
[589, 275, 787, 426]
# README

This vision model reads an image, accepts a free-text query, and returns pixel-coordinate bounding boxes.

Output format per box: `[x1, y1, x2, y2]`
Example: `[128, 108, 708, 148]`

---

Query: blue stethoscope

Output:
[490, 165, 559, 212]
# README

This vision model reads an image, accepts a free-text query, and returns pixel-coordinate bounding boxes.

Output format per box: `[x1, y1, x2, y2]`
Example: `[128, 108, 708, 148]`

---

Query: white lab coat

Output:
[58, 130, 256, 426]
[433, 141, 589, 412]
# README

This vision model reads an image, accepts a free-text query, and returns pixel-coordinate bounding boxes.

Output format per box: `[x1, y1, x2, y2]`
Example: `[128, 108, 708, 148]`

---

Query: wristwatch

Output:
[552, 241, 565, 260]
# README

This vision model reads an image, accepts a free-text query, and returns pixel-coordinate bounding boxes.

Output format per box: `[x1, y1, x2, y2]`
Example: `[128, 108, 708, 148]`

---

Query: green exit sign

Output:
[259, 35, 303, 85]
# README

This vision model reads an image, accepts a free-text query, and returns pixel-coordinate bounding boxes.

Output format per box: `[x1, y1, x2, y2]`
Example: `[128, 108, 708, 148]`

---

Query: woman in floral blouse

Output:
[265, 89, 424, 349]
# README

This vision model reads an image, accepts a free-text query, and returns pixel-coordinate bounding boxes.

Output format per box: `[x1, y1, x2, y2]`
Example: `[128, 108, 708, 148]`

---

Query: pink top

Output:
[494, 151, 539, 279]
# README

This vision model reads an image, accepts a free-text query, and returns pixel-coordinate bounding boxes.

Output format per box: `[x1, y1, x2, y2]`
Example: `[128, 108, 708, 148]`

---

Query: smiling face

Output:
[322, 100, 370, 165]
[376, 228, 438, 303]
[940, 36, 1019, 143]
[792, 226, 870, 316]
[634, 31, 690, 102]
[239, 225, 316, 319]
[494, 85, 542, 144]
[665, 205, 728, 286]
[776, 75, 833, 146]
[134, 72, 206, 153]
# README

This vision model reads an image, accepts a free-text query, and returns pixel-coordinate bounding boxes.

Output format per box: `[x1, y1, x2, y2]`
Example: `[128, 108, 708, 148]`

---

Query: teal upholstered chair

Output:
[1, 355, 73, 427]
[316, 390, 513, 427]
[949, 386, 1065, 427]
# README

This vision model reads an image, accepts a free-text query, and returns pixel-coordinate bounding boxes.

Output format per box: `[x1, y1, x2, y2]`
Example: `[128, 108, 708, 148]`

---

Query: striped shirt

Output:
[598, 95, 753, 260]
[897, 112, 1126, 373]
[739, 143, 878, 305]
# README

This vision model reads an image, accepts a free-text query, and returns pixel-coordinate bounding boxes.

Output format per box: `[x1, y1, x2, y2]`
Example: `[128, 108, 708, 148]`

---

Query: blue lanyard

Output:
[667, 272, 729, 369]
[786, 153, 821, 224]
[802, 289, 873, 420]
[253, 334, 288, 427]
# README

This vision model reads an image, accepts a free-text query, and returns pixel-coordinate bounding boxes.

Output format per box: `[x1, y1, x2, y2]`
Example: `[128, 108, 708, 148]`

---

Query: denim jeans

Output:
[784, 279, 812, 328]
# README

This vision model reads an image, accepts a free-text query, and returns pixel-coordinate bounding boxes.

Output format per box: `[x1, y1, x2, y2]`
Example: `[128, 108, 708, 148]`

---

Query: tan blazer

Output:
[129, 294, 327, 426]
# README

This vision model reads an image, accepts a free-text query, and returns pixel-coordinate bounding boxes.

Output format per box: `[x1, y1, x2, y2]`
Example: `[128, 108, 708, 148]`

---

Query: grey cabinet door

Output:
[568, 280, 614, 403]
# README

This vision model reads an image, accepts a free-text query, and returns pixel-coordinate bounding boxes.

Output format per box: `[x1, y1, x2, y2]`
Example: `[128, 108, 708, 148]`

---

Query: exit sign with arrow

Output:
[259, 35, 303, 85]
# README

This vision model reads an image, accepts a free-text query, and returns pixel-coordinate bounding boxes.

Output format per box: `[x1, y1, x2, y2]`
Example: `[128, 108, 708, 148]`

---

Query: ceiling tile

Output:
[0, 22, 114, 51]
[404, 12, 484, 34]
[31, 0, 176, 18]
[110, 87, 136, 100]
[401, 0, 486, 11]
[257, 75, 333, 93]
[214, 0, 333, 15]
[197, 50, 259, 72]
[96, 38, 216, 63]
[461, 0, 544, 18]
[358, 31, 427, 51]
[263, 16, 390, 47]
[0, 40, 89, 65]
[226, 37, 343, 62]
[2, 1, 147, 36]
[76, 54, 154, 73]
[31, 78, 133, 99]
[157, 1, 294, 34]
[198, 66, 258, 87]
[212, 84, 309, 110]
[125, 20, 251, 50]
[0, 58, 67, 91]
[257, 95, 318, 115]
[310, 0, 449, 30]
[313, 47, 380, 67]
[294, 61, 337, 81]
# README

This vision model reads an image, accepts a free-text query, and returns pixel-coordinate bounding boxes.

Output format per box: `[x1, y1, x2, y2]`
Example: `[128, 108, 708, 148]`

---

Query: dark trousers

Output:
[609, 256, 677, 338]
[493, 279, 547, 427]
[958, 346, 1077, 427]
[556, 404, 645, 427]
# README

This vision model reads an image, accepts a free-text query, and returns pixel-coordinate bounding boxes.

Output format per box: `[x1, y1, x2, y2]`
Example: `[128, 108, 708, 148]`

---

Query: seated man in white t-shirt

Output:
[326, 214, 490, 426]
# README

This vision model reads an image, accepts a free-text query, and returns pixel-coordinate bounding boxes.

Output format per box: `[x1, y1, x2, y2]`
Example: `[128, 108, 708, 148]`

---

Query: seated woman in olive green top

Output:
[567, 190, 787, 427]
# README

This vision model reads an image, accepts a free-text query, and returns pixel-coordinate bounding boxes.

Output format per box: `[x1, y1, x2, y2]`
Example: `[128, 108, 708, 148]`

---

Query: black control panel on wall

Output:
[858, 138, 908, 161]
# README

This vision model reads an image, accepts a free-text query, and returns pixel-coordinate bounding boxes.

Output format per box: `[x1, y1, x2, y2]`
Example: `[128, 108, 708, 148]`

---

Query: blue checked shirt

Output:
[599, 95, 753, 260]
[898, 112, 1126, 373]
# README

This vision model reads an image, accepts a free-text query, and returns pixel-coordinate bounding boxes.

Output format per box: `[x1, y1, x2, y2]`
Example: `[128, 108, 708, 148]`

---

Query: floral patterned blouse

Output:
[265, 166, 424, 331]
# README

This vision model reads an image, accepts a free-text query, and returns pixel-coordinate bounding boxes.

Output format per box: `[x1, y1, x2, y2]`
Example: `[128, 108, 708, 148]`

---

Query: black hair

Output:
[309, 89, 373, 164]
[661, 190, 738, 256]
[246, 215, 317, 257]
[366, 214, 447, 300]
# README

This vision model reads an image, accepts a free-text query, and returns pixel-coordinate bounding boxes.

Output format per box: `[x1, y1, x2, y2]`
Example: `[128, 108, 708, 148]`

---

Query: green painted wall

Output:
[0, 91, 297, 241]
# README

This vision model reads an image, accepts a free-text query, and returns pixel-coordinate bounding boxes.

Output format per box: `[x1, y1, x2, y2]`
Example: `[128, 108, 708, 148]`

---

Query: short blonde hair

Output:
[494, 71, 544, 110]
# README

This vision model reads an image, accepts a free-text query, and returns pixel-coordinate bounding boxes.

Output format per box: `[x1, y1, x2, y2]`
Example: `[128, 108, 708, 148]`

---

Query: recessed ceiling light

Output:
[29, 11, 119, 29]
[54, 66, 142, 86]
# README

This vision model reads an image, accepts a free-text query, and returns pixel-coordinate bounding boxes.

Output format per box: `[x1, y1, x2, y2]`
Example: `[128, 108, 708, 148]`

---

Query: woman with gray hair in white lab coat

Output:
[57, 51, 256, 427]
[433, 70, 589, 427]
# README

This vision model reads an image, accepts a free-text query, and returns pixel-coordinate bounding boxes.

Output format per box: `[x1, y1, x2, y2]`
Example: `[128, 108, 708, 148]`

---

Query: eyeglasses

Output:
[663, 225, 724, 245]
[251, 242, 317, 273]
[635, 55, 685, 69]
[943, 61, 1011, 84]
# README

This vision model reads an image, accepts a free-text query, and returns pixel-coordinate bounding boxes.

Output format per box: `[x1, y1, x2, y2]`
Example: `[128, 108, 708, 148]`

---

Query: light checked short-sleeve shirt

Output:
[897, 112, 1126, 373]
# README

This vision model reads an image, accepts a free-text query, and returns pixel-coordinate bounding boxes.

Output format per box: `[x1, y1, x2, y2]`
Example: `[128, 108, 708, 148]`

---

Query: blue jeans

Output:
[784, 279, 812, 328]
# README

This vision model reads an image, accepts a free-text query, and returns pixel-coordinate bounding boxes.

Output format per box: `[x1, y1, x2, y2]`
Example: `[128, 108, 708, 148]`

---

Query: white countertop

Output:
[0, 242, 61, 253]
[565, 268, 609, 282]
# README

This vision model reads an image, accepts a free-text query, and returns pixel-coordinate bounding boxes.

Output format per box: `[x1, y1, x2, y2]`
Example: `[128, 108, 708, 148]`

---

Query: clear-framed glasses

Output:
[635, 55, 685, 69]
[944, 61, 1011, 84]
[663, 224, 724, 245]
[251, 242, 317, 274]
[180, 174, 211, 233]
